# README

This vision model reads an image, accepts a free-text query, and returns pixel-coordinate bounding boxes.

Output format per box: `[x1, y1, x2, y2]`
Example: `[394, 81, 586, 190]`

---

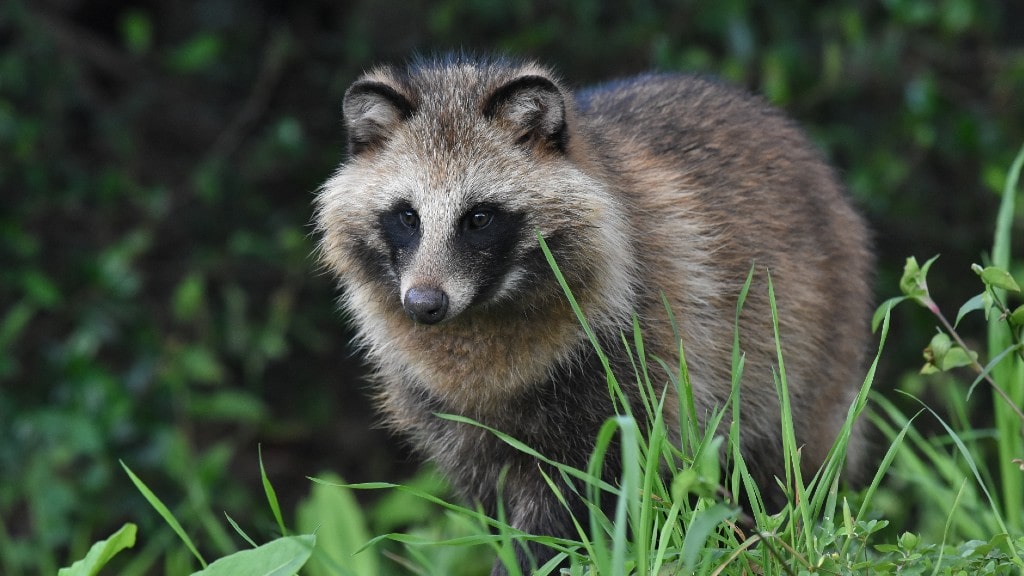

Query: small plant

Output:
[873, 142, 1024, 539]
[60, 448, 317, 575]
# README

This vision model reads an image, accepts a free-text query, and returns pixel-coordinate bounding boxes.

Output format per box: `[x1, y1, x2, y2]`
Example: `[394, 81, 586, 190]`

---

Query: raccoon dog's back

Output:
[316, 54, 872, 575]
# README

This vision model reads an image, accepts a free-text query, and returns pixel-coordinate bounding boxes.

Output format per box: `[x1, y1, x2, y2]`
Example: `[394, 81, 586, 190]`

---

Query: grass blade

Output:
[259, 445, 288, 537]
[120, 460, 207, 568]
[989, 140, 1024, 531]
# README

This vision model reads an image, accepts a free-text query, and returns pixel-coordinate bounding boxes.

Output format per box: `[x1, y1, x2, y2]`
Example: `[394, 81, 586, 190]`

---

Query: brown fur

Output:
[315, 54, 873, 574]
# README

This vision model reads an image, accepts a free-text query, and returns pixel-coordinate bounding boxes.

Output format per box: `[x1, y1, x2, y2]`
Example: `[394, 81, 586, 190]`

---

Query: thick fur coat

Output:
[315, 54, 873, 574]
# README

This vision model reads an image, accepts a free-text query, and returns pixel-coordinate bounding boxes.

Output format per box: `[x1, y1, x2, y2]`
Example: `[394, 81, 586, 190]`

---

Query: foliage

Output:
[60, 460, 316, 575]
[68, 234, 1024, 573]
[872, 142, 1024, 540]
[2, 0, 1024, 574]
[58, 523, 137, 576]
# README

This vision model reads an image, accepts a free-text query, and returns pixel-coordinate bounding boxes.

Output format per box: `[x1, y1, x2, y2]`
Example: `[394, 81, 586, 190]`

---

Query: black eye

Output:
[398, 209, 419, 230]
[465, 210, 493, 231]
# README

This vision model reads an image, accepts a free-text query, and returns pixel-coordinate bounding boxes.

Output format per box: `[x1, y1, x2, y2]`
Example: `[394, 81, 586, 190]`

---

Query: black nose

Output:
[403, 286, 449, 324]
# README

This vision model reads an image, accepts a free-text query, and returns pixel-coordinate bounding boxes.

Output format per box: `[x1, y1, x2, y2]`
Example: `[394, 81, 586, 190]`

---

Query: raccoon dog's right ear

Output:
[343, 80, 415, 155]
[483, 75, 567, 151]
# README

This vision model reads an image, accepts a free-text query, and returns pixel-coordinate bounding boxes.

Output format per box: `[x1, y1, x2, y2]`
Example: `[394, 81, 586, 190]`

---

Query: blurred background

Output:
[1, 0, 1022, 573]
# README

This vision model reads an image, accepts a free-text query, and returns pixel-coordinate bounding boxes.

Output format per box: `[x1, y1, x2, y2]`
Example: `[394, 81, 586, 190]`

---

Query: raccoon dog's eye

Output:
[398, 209, 419, 230]
[464, 210, 493, 231]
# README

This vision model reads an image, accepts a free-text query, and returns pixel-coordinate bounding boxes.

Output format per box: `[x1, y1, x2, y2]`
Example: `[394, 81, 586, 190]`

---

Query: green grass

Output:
[63, 144, 1024, 574]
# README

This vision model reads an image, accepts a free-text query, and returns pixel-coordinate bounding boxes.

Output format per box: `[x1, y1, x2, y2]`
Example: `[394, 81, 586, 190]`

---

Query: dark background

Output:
[2, 0, 1022, 573]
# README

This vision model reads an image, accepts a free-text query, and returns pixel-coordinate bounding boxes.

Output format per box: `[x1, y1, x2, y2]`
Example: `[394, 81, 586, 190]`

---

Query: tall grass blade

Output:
[537, 233, 629, 413]
[120, 460, 207, 568]
[911, 397, 1018, 561]
[259, 445, 288, 537]
[989, 141, 1024, 531]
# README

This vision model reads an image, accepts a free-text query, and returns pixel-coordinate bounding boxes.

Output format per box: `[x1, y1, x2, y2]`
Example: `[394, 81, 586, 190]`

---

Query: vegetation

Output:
[2, 0, 1023, 574]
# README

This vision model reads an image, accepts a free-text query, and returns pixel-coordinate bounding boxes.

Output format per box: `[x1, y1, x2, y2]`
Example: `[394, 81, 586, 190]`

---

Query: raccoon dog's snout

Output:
[403, 285, 449, 324]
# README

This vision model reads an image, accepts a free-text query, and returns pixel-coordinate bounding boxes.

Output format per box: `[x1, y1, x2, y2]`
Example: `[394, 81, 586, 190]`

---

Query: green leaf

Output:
[680, 503, 735, 572]
[977, 265, 1021, 292]
[296, 474, 378, 576]
[22, 269, 62, 307]
[58, 523, 137, 576]
[120, 10, 153, 55]
[926, 332, 952, 362]
[697, 436, 723, 494]
[0, 301, 35, 350]
[872, 296, 908, 333]
[923, 332, 978, 372]
[168, 34, 222, 73]
[671, 468, 698, 502]
[189, 390, 266, 423]
[370, 470, 449, 532]
[954, 292, 986, 328]
[173, 273, 206, 321]
[875, 544, 900, 553]
[190, 534, 315, 576]
[898, 531, 919, 550]
[1009, 304, 1024, 327]
[179, 345, 225, 384]
[260, 445, 287, 538]
[121, 461, 206, 568]
[938, 346, 978, 371]
[899, 255, 939, 300]
[899, 256, 923, 296]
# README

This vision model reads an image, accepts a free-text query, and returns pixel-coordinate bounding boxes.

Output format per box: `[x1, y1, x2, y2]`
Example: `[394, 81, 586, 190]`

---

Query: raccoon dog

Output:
[316, 54, 872, 574]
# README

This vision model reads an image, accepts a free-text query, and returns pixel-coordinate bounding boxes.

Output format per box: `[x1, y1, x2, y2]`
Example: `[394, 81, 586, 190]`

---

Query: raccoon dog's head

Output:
[316, 55, 633, 335]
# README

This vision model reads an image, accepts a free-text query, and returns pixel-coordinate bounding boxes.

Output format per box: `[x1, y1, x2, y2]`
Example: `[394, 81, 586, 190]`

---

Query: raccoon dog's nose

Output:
[404, 286, 449, 325]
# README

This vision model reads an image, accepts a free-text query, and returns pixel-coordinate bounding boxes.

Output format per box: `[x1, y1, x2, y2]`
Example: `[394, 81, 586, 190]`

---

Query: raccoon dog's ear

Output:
[343, 80, 415, 155]
[483, 75, 567, 151]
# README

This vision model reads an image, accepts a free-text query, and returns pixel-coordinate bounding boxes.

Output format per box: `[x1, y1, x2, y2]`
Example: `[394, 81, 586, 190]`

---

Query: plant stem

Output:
[927, 297, 1024, 427]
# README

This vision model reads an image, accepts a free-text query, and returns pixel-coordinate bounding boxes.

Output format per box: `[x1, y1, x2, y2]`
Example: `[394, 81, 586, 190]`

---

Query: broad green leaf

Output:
[296, 474, 378, 576]
[190, 534, 315, 576]
[370, 469, 449, 532]
[58, 523, 137, 576]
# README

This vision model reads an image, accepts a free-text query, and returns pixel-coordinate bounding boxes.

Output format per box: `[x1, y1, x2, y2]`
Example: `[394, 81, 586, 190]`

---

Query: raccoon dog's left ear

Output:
[343, 80, 415, 156]
[483, 75, 567, 151]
